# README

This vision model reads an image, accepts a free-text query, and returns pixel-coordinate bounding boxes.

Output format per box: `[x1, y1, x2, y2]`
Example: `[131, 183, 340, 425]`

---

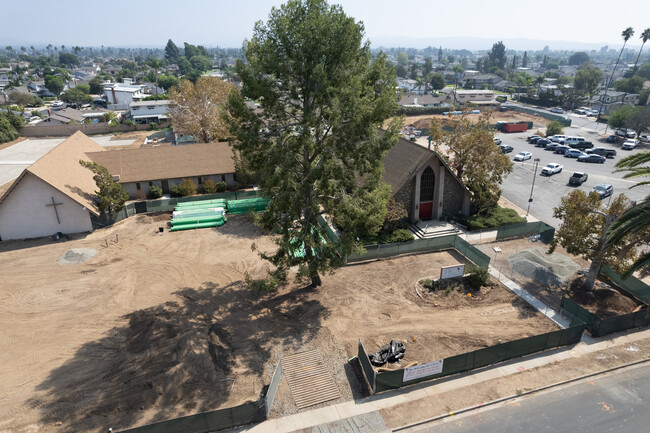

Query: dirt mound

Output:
[569, 276, 639, 317]
[508, 247, 579, 286]
[57, 248, 97, 265]
[136, 212, 171, 224]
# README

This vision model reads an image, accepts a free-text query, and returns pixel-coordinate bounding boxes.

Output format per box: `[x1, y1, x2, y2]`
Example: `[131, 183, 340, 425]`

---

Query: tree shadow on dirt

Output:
[27, 281, 329, 432]
[215, 215, 272, 240]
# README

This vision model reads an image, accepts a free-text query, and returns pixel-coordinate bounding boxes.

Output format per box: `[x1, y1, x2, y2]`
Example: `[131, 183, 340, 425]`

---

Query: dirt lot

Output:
[477, 238, 641, 318]
[397, 110, 549, 131]
[0, 215, 557, 432]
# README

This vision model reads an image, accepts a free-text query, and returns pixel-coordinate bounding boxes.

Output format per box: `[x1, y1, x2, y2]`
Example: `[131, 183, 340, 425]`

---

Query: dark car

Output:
[569, 172, 588, 186]
[606, 135, 619, 143]
[578, 153, 605, 163]
[587, 147, 617, 158]
[499, 144, 514, 153]
[529, 135, 542, 144]
[554, 145, 570, 154]
[545, 142, 559, 151]
[591, 183, 613, 199]
[535, 138, 550, 147]
[569, 141, 594, 150]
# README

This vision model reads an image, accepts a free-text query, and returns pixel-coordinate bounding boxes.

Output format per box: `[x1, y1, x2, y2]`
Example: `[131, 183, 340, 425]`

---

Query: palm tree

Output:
[605, 151, 650, 278]
[147, 58, 164, 96]
[632, 28, 650, 73]
[600, 27, 634, 132]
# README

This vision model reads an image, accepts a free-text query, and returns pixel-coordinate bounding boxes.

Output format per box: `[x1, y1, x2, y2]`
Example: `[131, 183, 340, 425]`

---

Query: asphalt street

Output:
[411, 362, 650, 433]
[496, 107, 649, 227]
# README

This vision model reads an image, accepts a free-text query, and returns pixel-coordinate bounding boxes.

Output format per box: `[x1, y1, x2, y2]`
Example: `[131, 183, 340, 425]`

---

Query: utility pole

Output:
[526, 158, 541, 216]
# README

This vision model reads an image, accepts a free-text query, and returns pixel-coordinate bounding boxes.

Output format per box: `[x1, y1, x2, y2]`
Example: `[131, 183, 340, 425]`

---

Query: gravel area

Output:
[508, 246, 580, 286]
[57, 248, 97, 265]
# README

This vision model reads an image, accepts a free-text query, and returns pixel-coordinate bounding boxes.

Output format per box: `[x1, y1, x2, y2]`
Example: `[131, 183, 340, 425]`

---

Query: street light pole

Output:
[526, 158, 541, 217]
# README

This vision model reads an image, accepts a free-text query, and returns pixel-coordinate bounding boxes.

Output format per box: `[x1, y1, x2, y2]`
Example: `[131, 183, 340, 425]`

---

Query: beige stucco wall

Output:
[0, 173, 93, 241]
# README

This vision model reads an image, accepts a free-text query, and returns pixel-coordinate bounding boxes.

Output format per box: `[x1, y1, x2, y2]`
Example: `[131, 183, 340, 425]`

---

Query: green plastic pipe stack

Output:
[172, 208, 224, 218]
[176, 200, 226, 210]
[171, 215, 226, 226]
[170, 220, 226, 231]
[226, 198, 270, 215]
[176, 199, 227, 208]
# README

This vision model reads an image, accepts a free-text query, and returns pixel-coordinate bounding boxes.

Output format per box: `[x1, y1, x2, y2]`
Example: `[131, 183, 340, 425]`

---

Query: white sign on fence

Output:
[403, 359, 444, 382]
[440, 264, 465, 280]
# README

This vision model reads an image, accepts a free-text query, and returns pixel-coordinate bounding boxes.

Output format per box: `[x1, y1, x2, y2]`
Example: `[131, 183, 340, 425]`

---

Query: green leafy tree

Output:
[395, 64, 407, 78]
[545, 120, 564, 137]
[608, 105, 635, 129]
[75, 83, 90, 94]
[397, 51, 408, 66]
[165, 39, 180, 62]
[0, 112, 23, 143]
[429, 111, 513, 214]
[189, 55, 212, 72]
[488, 41, 507, 70]
[614, 76, 645, 94]
[58, 52, 79, 66]
[551, 190, 643, 291]
[422, 57, 433, 76]
[568, 51, 590, 66]
[8, 91, 41, 106]
[573, 65, 603, 99]
[79, 160, 129, 213]
[157, 74, 179, 91]
[429, 72, 445, 90]
[60, 88, 93, 104]
[184, 42, 200, 59]
[624, 107, 650, 137]
[637, 63, 650, 80]
[44, 74, 64, 97]
[89, 76, 104, 94]
[227, 0, 402, 287]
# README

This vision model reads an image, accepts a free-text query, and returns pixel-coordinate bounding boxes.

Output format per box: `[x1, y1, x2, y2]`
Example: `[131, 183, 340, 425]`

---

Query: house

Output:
[0, 73, 9, 90]
[383, 137, 470, 222]
[0, 132, 102, 241]
[103, 81, 145, 109]
[492, 80, 517, 92]
[86, 142, 236, 198]
[462, 73, 501, 89]
[129, 100, 169, 123]
[592, 90, 639, 115]
[450, 90, 496, 106]
[46, 107, 86, 124]
[398, 92, 449, 107]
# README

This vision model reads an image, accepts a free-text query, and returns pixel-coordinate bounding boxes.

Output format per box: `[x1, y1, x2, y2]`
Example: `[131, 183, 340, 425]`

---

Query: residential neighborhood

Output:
[0, 3, 649, 433]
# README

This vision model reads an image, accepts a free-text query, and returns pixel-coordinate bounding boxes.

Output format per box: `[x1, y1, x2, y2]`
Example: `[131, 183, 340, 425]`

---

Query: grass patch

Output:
[453, 206, 526, 231]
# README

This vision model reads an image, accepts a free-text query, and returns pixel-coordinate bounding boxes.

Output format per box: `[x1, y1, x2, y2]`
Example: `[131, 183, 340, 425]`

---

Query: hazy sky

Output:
[2, 0, 648, 50]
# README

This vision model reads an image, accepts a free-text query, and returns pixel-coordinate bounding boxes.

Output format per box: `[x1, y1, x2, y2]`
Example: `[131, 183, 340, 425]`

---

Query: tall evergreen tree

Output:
[164, 39, 179, 62]
[227, 0, 401, 287]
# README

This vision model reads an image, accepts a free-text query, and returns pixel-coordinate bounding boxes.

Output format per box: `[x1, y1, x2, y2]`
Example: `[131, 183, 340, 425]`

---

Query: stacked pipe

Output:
[225, 198, 270, 215]
[170, 199, 227, 231]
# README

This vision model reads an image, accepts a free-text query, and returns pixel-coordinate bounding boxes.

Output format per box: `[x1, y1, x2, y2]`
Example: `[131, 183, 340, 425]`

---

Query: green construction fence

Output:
[495, 221, 555, 243]
[560, 297, 650, 338]
[503, 105, 572, 127]
[360, 320, 585, 393]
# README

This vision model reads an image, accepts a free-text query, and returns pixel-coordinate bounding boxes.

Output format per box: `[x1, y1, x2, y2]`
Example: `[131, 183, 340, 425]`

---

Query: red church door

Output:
[418, 166, 435, 220]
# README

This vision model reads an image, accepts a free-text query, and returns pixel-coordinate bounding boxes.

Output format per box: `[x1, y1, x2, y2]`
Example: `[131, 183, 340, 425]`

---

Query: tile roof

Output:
[86, 142, 235, 183]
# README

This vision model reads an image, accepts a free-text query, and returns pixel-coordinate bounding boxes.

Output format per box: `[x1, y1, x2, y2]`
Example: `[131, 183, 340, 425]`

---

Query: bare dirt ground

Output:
[108, 130, 153, 148]
[397, 111, 549, 131]
[477, 238, 641, 318]
[0, 216, 557, 432]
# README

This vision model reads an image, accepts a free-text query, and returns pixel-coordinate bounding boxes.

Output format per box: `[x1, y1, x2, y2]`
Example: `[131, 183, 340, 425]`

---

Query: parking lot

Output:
[497, 122, 649, 227]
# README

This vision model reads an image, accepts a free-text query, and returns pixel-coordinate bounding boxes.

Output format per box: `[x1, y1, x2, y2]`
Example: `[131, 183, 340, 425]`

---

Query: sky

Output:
[1, 0, 648, 51]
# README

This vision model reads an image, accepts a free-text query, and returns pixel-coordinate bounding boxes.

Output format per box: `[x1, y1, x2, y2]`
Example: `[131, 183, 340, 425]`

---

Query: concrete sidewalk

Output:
[230, 328, 650, 433]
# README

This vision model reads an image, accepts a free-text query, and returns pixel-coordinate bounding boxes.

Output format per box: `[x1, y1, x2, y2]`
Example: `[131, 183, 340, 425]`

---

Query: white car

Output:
[514, 151, 532, 161]
[550, 135, 566, 143]
[51, 100, 64, 107]
[541, 163, 563, 175]
[621, 139, 638, 150]
[639, 133, 650, 143]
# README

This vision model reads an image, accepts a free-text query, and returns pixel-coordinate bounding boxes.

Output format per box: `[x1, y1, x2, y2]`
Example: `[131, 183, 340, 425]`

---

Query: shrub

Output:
[31, 110, 41, 118]
[148, 184, 162, 199]
[383, 228, 414, 243]
[177, 178, 197, 197]
[124, 119, 136, 128]
[134, 189, 147, 200]
[149, 122, 157, 130]
[170, 183, 182, 197]
[545, 120, 564, 137]
[202, 179, 218, 194]
[215, 180, 227, 192]
[465, 265, 491, 289]
[455, 206, 526, 231]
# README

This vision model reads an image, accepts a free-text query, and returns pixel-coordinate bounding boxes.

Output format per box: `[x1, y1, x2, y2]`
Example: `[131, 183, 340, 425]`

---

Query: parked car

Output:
[565, 149, 585, 158]
[51, 100, 64, 107]
[578, 153, 605, 163]
[499, 144, 514, 153]
[550, 107, 564, 114]
[587, 147, 617, 158]
[529, 135, 542, 144]
[514, 151, 532, 161]
[550, 135, 566, 143]
[541, 163, 563, 175]
[591, 183, 613, 199]
[606, 135, 619, 143]
[621, 139, 638, 150]
[569, 141, 594, 150]
[565, 136, 586, 146]
[554, 144, 570, 154]
[545, 142, 559, 151]
[527, 135, 540, 142]
[493, 137, 502, 145]
[639, 133, 650, 143]
[569, 172, 588, 186]
[615, 128, 636, 138]
[535, 138, 550, 147]
[587, 109, 600, 116]
[574, 108, 586, 115]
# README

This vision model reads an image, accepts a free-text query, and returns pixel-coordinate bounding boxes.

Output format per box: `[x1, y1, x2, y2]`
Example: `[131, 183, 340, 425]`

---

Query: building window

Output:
[221, 175, 226, 182]
[148, 181, 153, 187]
[420, 166, 435, 202]
[136, 182, 141, 190]
[197, 176, 203, 185]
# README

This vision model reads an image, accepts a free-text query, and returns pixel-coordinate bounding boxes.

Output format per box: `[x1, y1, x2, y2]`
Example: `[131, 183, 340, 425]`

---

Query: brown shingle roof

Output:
[86, 142, 235, 183]
[0, 131, 103, 215]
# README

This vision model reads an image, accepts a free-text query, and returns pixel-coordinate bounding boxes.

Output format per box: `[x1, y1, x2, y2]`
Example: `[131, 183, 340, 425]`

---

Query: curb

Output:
[392, 357, 650, 432]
